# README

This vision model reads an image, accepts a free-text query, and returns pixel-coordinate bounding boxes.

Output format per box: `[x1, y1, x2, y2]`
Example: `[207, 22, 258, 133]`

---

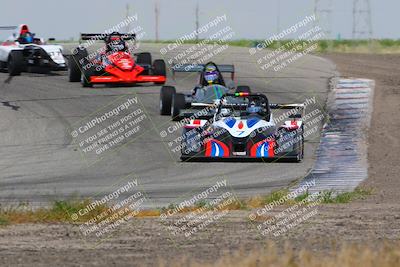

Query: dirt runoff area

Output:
[0, 53, 400, 267]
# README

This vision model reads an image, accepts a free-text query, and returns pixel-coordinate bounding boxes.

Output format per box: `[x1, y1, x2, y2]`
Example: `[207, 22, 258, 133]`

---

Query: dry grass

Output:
[0, 200, 109, 224]
[167, 242, 400, 267]
[0, 200, 165, 225]
[0, 188, 371, 225]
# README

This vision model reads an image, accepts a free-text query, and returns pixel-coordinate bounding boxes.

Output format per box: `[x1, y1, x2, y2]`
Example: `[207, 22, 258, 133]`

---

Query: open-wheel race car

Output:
[0, 24, 66, 75]
[68, 32, 166, 87]
[159, 62, 251, 120]
[179, 92, 305, 162]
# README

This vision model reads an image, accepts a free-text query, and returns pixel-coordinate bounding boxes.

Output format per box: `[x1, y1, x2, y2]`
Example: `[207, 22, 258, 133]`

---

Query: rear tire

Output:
[8, 50, 24, 76]
[236, 85, 251, 94]
[136, 52, 152, 65]
[171, 93, 186, 121]
[160, 86, 176, 115]
[77, 49, 93, 88]
[69, 59, 81, 82]
[153, 59, 166, 84]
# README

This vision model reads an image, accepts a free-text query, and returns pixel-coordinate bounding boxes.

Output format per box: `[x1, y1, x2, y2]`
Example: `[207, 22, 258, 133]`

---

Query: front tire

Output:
[160, 86, 176, 115]
[295, 126, 304, 162]
[153, 59, 166, 84]
[69, 47, 87, 82]
[8, 50, 24, 76]
[171, 93, 186, 121]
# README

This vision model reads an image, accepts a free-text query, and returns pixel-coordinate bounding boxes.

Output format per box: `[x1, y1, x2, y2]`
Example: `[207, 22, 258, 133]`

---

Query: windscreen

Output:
[195, 85, 229, 103]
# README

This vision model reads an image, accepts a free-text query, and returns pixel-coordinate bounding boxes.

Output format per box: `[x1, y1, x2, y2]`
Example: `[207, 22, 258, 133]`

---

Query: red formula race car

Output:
[68, 32, 166, 87]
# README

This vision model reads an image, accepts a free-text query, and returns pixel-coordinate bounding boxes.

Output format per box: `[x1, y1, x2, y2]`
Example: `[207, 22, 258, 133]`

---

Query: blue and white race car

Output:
[159, 62, 251, 120]
[180, 92, 305, 162]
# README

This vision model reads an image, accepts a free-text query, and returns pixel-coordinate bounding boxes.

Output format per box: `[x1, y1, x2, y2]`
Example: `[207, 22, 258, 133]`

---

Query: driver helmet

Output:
[247, 101, 262, 114]
[20, 32, 33, 44]
[107, 35, 126, 52]
[204, 65, 220, 85]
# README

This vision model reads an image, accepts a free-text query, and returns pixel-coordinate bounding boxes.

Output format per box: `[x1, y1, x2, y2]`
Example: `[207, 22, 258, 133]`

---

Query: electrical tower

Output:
[155, 1, 159, 42]
[352, 0, 373, 39]
[314, 0, 333, 39]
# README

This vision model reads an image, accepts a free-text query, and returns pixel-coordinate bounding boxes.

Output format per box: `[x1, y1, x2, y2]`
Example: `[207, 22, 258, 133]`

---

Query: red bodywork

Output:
[89, 51, 166, 84]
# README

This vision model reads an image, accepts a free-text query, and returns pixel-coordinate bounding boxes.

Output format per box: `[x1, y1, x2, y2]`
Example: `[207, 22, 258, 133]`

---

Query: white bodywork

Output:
[185, 99, 305, 138]
[188, 116, 304, 139]
[213, 114, 276, 138]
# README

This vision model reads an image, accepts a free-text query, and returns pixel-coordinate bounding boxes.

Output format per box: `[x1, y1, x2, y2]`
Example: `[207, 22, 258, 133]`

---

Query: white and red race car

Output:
[180, 92, 305, 162]
[0, 24, 66, 75]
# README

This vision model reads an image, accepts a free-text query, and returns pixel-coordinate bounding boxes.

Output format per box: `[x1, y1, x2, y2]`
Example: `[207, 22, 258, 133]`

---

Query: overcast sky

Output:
[0, 0, 398, 41]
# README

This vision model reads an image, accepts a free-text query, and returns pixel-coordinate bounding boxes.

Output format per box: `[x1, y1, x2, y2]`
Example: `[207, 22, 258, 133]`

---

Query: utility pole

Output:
[125, 4, 131, 33]
[195, 1, 199, 42]
[276, 0, 281, 34]
[314, 0, 333, 39]
[352, 0, 373, 40]
[155, 1, 159, 42]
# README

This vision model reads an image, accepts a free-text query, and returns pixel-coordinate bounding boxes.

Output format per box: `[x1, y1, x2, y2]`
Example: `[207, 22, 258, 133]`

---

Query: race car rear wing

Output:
[172, 64, 234, 73]
[221, 93, 305, 118]
[0, 26, 17, 30]
[172, 63, 235, 80]
[79, 33, 136, 41]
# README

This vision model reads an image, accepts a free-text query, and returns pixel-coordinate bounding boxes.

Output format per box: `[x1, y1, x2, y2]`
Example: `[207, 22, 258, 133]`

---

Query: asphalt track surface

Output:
[0, 44, 336, 208]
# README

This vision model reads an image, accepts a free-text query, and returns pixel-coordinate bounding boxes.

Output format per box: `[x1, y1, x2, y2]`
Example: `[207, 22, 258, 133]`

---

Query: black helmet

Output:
[106, 34, 126, 52]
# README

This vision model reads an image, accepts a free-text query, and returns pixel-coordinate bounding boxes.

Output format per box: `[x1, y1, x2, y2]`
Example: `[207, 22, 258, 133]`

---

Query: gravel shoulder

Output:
[324, 53, 400, 206]
[1, 53, 399, 267]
